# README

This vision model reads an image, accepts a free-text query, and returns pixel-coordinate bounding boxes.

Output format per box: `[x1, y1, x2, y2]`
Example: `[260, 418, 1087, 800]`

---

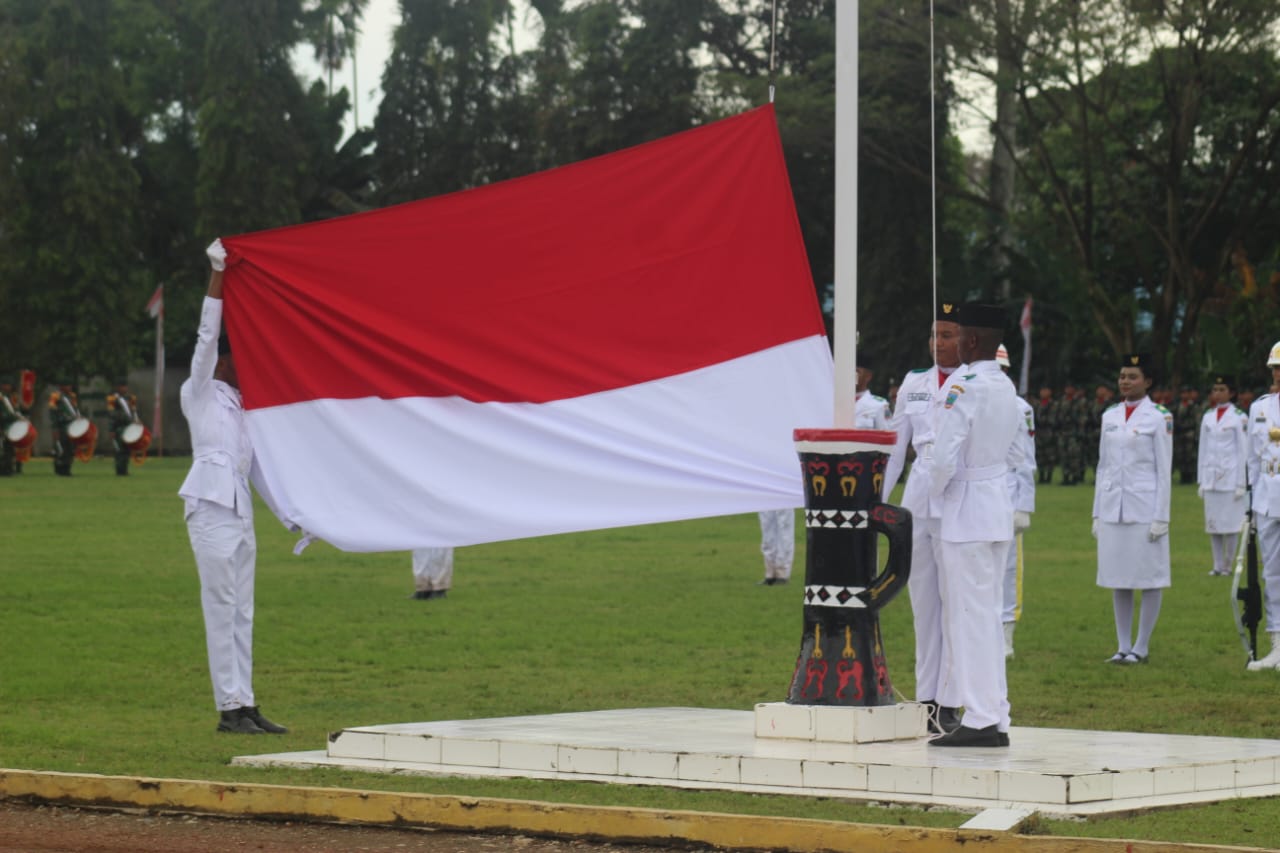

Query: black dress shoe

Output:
[242, 706, 288, 734]
[217, 709, 265, 734]
[756, 577, 788, 586]
[410, 590, 433, 599]
[929, 723, 1007, 747]
[923, 701, 963, 734]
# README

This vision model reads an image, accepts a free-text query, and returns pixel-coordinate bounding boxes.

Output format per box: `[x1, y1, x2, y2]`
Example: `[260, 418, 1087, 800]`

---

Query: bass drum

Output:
[66, 416, 91, 440]
[121, 422, 147, 447]
[5, 418, 36, 448]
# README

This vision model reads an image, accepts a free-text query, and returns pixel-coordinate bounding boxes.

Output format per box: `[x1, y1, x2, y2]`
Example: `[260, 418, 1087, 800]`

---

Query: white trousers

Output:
[412, 547, 455, 591]
[1001, 533, 1023, 623]
[758, 509, 795, 580]
[1255, 517, 1280, 628]
[938, 539, 1010, 731]
[908, 517, 947, 703]
[186, 500, 256, 711]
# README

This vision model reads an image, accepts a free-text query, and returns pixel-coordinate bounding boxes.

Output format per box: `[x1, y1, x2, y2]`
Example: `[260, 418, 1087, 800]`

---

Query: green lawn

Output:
[1, 457, 1278, 847]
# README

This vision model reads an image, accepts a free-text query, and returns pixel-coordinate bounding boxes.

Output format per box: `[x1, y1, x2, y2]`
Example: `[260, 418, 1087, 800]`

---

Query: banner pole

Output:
[832, 0, 858, 429]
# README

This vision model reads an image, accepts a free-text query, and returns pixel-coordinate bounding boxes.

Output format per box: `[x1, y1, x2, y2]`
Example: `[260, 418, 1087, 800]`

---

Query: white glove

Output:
[1197, 484, 1206, 498]
[1013, 510, 1031, 532]
[1091, 518, 1099, 539]
[1148, 521, 1169, 541]
[1236, 486, 1247, 499]
[206, 238, 227, 271]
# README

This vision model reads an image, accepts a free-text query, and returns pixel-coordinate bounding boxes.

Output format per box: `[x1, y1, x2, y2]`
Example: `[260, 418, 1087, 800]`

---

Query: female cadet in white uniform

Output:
[1245, 342, 1280, 670]
[1092, 353, 1173, 664]
[1197, 374, 1247, 577]
[880, 303, 963, 734]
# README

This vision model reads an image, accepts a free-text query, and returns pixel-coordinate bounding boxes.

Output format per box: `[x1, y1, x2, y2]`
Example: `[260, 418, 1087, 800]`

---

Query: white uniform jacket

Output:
[928, 361, 1021, 543]
[881, 365, 954, 517]
[178, 297, 287, 524]
[1198, 405, 1247, 493]
[854, 390, 891, 430]
[1092, 397, 1173, 524]
[1007, 395, 1037, 514]
[1248, 394, 1280, 518]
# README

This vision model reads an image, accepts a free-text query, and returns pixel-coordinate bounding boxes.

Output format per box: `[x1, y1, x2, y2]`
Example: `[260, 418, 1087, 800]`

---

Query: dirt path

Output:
[0, 801, 711, 853]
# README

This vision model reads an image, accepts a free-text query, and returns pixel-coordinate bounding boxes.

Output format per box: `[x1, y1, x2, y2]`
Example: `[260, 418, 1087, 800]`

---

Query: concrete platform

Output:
[232, 706, 1280, 818]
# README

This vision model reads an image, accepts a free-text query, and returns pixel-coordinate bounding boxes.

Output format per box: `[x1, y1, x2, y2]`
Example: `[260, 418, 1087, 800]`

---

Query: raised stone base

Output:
[754, 701, 928, 743]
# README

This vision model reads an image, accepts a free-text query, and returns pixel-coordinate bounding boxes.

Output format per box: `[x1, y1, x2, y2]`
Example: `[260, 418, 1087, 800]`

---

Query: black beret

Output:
[957, 302, 1006, 331]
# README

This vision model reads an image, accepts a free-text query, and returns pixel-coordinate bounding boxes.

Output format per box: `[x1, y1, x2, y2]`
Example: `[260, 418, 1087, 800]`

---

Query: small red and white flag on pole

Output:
[1018, 296, 1032, 396]
[216, 105, 833, 552]
[146, 284, 164, 453]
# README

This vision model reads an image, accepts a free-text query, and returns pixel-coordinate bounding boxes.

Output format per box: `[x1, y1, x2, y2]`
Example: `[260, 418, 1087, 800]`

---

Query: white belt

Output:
[914, 442, 934, 460]
[955, 464, 1005, 481]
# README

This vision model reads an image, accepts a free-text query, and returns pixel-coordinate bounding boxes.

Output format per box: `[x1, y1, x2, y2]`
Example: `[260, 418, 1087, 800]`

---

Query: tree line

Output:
[2, 0, 1278, 393]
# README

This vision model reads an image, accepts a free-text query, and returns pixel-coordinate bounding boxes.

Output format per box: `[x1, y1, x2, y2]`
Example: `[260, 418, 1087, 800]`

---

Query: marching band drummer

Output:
[107, 377, 141, 476]
[1, 375, 26, 476]
[1092, 353, 1173, 666]
[1245, 342, 1280, 671]
[48, 379, 82, 477]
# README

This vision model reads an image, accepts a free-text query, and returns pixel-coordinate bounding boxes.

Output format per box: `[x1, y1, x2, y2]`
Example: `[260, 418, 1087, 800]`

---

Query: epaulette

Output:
[1104, 401, 1121, 411]
[909, 367, 929, 374]
[48, 391, 61, 405]
[963, 374, 976, 381]
[1154, 404, 1171, 415]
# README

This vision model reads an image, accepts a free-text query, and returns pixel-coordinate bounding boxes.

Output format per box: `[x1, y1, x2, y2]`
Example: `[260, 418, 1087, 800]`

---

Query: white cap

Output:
[1268, 340, 1280, 367]
[996, 343, 1010, 368]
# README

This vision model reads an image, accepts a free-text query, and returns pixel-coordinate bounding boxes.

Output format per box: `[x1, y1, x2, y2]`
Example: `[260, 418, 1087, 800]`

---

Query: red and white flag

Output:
[217, 105, 833, 551]
[1018, 296, 1032, 396]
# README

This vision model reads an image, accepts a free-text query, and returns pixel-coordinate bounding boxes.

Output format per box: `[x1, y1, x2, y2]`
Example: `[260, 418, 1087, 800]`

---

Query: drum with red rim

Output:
[121, 422, 150, 449]
[5, 418, 35, 448]
[66, 417, 91, 440]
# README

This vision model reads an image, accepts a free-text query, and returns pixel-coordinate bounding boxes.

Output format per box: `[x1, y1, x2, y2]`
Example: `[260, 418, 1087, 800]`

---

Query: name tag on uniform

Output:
[907, 392, 930, 403]
[1105, 423, 1119, 432]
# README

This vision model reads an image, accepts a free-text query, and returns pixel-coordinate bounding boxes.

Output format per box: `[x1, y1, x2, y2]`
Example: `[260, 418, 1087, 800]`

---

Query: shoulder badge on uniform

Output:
[944, 384, 965, 409]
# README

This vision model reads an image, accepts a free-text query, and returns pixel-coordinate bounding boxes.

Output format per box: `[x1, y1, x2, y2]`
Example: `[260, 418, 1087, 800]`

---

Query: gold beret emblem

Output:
[942, 303, 954, 313]
[1129, 356, 1140, 365]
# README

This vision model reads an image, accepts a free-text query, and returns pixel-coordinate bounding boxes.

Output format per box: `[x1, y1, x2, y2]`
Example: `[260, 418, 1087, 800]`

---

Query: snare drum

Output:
[5, 418, 35, 448]
[66, 416, 91, 440]
[121, 422, 148, 448]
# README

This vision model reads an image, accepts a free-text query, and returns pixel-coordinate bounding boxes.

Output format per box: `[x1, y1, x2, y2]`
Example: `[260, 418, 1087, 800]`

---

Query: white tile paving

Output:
[233, 706, 1280, 817]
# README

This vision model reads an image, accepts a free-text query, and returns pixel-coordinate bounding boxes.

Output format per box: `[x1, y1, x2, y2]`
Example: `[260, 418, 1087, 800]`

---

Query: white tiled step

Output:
[239, 707, 1280, 818]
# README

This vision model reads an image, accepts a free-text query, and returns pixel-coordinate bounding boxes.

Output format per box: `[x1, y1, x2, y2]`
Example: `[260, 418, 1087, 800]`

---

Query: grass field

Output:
[2, 456, 1279, 848]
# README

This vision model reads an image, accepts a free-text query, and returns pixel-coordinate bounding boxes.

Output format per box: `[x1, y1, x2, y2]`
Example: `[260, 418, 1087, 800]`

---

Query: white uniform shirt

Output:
[1198, 404, 1247, 493]
[854, 390, 891, 430]
[1092, 397, 1173, 524]
[928, 360, 1021, 543]
[1007, 395, 1037, 513]
[1248, 394, 1280, 518]
[178, 297, 255, 520]
[881, 365, 956, 517]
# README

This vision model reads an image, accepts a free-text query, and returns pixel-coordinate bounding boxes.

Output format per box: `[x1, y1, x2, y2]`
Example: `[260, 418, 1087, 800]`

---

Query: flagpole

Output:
[1018, 296, 1032, 396]
[147, 284, 165, 456]
[832, 0, 858, 428]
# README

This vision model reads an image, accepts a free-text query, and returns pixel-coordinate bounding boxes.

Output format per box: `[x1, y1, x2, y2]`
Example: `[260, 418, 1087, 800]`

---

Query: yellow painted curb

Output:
[0, 768, 1270, 853]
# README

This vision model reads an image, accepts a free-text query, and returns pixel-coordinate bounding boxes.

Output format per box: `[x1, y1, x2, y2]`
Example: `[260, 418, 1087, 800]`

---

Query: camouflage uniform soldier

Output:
[1058, 385, 1091, 485]
[1033, 387, 1057, 484]
[1175, 388, 1201, 484]
[1089, 385, 1114, 483]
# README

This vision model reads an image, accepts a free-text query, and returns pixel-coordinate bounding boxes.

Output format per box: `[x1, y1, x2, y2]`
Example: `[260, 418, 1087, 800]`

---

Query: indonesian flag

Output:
[1018, 296, 1032, 396]
[218, 105, 833, 551]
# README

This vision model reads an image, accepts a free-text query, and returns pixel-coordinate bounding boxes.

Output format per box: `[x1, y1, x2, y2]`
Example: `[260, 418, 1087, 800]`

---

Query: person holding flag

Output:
[179, 240, 291, 735]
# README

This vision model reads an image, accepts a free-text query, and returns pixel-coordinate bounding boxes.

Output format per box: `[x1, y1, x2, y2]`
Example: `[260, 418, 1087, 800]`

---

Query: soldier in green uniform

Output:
[1175, 388, 1201, 484]
[106, 377, 140, 476]
[1033, 387, 1057, 484]
[48, 380, 82, 476]
[1058, 385, 1091, 485]
[1089, 384, 1113, 484]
